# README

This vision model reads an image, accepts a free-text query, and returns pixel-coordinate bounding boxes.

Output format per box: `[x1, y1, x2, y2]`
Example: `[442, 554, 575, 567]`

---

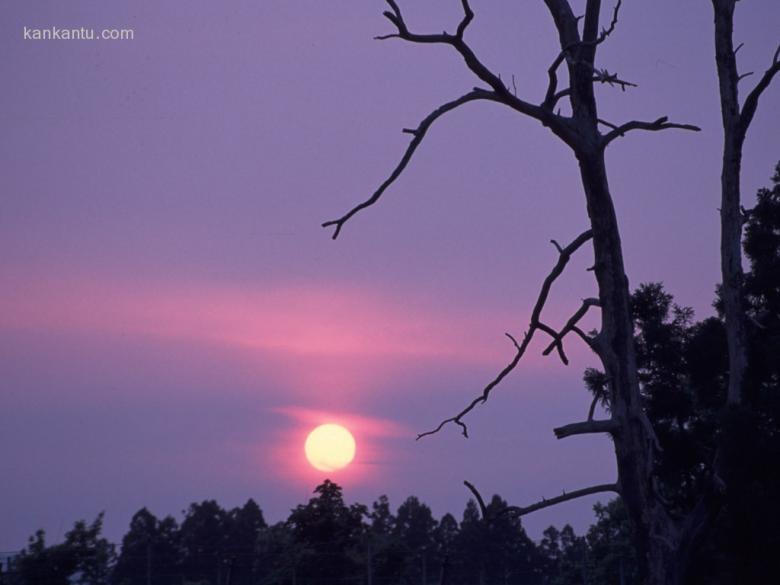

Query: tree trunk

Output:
[326, 1, 749, 582]
[713, 0, 749, 406]
[574, 147, 682, 585]
[556, 5, 688, 582]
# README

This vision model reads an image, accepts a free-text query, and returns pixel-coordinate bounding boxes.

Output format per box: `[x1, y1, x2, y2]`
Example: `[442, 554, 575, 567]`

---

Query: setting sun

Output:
[304, 424, 356, 472]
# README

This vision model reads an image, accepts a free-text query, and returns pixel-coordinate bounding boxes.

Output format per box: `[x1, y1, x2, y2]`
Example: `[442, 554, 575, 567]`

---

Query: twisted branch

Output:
[374, 0, 554, 124]
[324, 0, 580, 239]
[417, 229, 593, 439]
[595, 0, 622, 46]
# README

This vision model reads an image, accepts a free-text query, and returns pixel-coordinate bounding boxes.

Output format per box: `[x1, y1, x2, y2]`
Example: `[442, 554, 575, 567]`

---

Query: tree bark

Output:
[574, 146, 682, 585]
[565, 5, 683, 582]
[713, 0, 749, 406]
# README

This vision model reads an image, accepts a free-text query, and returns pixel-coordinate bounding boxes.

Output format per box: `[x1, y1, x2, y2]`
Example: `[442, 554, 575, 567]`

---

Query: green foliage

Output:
[64, 514, 116, 585]
[224, 499, 267, 585]
[393, 496, 436, 585]
[286, 480, 367, 585]
[112, 508, 180, 585]
[586, 500, 637, 585]
[455, 496, 544, 585]
[745, 162, 780, 321]
[566, 162, 780, 583]
[11, 514, 114, 585]
[540, 525, 588, 585]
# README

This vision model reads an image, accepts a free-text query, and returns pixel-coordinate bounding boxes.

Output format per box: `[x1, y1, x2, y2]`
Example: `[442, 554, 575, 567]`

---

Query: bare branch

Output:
[417, 229, 593, 439]
[552, 58, 636, 103]
[456, 0, 474, 39]
[416, 332, 526, 440]
[541, 1, 621, 110]
[543, 50, 568, 110]
[535, 321, 570, 364]
[463, 480, 488, 519]
[592, 67, 637, 91]
[553, 418, 619, 439]
[530, 229, 594, 326]
[602, 116, 701, 146]
[322, 89, 494, 239]
[597, 118, 620, 132]
[374, 0, 556, 126]
[587, 394, 599, 421]
[737, 71, 754, 83]
[595, 0, 622, 46]
[542, 297, 600, 357]
[570, 325, 592, 346]
[507, 483, 620, 517]
[374, 32, 402, 41]
[739, 44, 780, 135]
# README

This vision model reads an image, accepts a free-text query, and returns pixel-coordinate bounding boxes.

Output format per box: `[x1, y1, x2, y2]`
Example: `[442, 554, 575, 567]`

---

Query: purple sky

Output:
[1, 0, 778, 550]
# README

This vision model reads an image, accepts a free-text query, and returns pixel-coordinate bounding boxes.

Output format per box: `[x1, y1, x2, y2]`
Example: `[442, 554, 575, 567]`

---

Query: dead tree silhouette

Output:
[323, 1, 776, 583]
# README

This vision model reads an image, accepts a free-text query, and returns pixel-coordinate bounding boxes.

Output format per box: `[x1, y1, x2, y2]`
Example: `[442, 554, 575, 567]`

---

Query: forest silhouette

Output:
[3, 164, 780, 585]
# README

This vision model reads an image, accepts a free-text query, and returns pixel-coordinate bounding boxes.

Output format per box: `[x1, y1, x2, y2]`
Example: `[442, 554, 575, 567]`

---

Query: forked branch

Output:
[595, 0, 622, 46]
[417, 229, 593, 439]
[465, 479, 621, 523]
[542, 0, 623, 110]
[602, 116, 701, 146]
[375, 0, 553, 124]
[542, 297, 599, 357]
[543, 50, 569, 110]
[325, 0, 581, 239]
[322, 89, 495, 239]
[739, 44, 780, 136]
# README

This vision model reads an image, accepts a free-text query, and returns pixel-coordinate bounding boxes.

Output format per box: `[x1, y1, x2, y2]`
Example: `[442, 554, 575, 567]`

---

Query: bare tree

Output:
[320, 2, 730, 583]
[712, 0, 779, 406]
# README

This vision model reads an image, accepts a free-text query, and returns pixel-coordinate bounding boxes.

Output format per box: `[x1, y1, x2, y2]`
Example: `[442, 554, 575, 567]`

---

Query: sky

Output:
[1, 0, 778, 551]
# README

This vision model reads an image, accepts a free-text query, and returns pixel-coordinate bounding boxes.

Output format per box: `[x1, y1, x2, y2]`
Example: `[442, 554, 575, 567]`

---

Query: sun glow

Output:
[304, 424, 356, 472]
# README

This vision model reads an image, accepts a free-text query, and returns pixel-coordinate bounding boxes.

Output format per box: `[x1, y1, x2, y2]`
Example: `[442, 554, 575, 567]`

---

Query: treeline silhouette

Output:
[1, 480, 633, 585]
[3, 163, 780, 585]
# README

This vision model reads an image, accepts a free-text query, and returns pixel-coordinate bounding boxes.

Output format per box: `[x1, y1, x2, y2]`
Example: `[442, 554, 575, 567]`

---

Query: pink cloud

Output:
[0, 273, 597, 413]
[271, 405, 411, 438]
[1, 273, 597, 366]
[0, 276, 511, 362]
